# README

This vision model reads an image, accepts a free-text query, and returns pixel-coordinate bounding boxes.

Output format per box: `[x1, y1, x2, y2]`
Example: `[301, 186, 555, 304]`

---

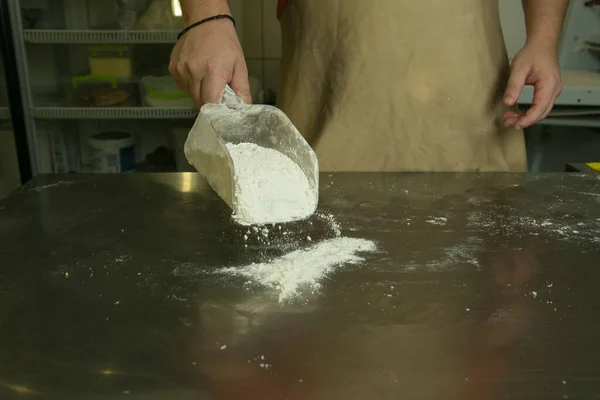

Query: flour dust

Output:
[404, 241, 483, 272]
[465, 210, 600, 244]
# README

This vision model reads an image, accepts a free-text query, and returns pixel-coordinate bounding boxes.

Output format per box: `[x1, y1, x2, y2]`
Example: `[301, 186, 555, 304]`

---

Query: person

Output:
[170, 0, 568, 172]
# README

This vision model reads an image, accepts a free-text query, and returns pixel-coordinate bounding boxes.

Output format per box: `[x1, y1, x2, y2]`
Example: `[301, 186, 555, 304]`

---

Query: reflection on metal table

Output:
[0, 173, 599, 399]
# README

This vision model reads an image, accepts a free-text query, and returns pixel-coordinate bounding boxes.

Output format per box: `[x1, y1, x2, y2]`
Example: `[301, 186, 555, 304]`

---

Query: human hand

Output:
[169, 19, 252, 108]
[502, 43, 562, 130]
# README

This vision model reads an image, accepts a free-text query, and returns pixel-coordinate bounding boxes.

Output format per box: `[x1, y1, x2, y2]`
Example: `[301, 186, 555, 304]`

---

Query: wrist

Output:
[525, 35, 560, 53]
[178, 15, 236, 40]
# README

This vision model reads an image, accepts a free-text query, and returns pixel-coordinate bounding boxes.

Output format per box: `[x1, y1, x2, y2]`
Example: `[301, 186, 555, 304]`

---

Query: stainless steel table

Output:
[0, 173, 599, 399]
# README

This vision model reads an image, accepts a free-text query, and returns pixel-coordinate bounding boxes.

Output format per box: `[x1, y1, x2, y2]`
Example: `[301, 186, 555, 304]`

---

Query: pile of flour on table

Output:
[218, 142, 376, 303]
[218, 236, 377, 303]
[226, 142, 317, 226]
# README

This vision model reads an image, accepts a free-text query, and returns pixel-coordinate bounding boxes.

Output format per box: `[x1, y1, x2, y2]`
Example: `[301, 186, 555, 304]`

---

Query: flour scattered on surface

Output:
[217, 237, 376, 303]
[404, 241, 482, 272]
[172, 262, 199, 277]
[28, 181, 74, 192]
[467, 211, 600, 244]
[226, 143, 317, 226]
[426, 217, 448, 226]
[114, 254, 130, 263]
[315, 211, 342, 237]
[575, 191, 600, 199]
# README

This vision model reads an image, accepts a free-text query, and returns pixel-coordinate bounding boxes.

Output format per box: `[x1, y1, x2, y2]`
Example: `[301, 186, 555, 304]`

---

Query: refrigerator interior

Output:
[19, 0, 199, 174]
[0, 51, 21, 198]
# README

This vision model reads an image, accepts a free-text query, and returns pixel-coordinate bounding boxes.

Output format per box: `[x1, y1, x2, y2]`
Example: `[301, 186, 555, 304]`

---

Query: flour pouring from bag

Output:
[185, 85, 319, 225]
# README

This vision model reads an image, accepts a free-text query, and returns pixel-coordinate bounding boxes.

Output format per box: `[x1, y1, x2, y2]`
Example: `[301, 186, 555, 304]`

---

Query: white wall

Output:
[499, 0, 527, 60]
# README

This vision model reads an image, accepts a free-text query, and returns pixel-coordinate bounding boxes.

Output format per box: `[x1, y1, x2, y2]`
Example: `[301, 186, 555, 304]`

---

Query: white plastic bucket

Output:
[89, 131, 135, 173]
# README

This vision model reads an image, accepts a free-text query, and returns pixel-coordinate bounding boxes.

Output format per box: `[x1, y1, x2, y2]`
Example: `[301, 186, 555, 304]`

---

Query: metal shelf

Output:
[0, 107, 10, 119]
[519, 69, 600, 106]
[31, 107, 197, 120]
[23, 29, 179, 44]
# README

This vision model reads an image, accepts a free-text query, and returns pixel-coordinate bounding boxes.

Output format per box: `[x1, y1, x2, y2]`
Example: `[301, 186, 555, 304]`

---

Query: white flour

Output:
[218, 237, 376, 303]
[226, 143, 317, 226]
[426, 217, 448, 226]
[316, 211, 342, 237]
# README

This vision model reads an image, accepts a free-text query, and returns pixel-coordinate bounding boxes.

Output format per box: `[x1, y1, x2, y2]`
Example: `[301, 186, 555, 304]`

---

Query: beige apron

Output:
[277, 0, 527, 172]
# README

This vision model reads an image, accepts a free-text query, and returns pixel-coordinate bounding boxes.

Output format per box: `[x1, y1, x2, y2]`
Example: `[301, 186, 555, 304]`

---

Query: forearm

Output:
[179, 0, 231, 26]
[522, 0, 569, 50]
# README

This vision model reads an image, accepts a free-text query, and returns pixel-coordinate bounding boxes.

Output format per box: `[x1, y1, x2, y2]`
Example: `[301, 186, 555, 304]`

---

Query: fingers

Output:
[176, 57, 229, 107]
[503, 111, 521, 128]
[503, 69, 562, 130]
[201, 68, 228, 106]
[513, 83, 555, 130]
[501, 44, 562, 131]
[540, 102, 555, 122]
[168, 22, 247, 108]
[169, 60, 186, 93]
[190, 78, 203, 109]
[172, 60, 236, 108]
[542, 80, 562, 120]
[170, 55, 204, 108]
[503, 64, 528, 107]
[230, 62, 252, 104]
[184, 59, 205, 108]
[182, 59, 252, 106]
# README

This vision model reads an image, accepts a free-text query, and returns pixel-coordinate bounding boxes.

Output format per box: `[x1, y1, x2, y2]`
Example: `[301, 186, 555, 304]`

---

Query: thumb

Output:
[504, 64, 528, 106]
[230, 63, 252, 104]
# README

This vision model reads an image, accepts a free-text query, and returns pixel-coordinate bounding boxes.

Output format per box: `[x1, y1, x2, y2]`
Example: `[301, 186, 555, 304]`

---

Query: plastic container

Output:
[116, 0, 137, 29]
[89, 131, 135, 173]
[71, 74, 138, 107]
[89, 44, 132, 78]
[141, 76, 194, 108]
[170, 127, 196, 172]
[37, 122, 77, 173]
[50, 130, 81, 173]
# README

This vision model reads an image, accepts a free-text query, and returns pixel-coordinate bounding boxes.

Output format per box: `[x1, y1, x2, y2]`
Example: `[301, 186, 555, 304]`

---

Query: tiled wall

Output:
[232, 0, 282, 100]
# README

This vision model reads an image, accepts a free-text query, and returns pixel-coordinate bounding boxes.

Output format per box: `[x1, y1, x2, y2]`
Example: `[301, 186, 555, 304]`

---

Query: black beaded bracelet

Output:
[177, 14, 236, 40]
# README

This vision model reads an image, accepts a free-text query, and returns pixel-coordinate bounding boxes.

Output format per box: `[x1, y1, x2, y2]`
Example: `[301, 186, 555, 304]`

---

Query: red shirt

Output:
[277, 0, 288, 18]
